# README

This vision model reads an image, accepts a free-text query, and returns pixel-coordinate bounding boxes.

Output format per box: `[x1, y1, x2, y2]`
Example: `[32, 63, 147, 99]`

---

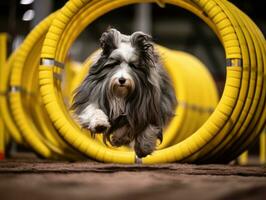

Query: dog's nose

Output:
[118, 77, 126, 85]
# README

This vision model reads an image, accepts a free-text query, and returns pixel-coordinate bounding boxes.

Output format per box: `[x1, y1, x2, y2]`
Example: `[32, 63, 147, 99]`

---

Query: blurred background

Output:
[0, 0, 265, 94]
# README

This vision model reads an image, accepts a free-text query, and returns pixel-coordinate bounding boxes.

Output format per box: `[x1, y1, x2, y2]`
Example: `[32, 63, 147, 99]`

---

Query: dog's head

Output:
[89, 28, 158, 99]
[72, 28, 162, 129]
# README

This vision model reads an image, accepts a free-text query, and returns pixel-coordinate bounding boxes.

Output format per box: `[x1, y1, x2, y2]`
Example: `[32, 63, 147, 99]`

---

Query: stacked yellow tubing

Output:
[1, 0, 265, 163]
[0, 38, 25, 146]
[0, 33, 8, 159]
[38, 0, 265, 164]
[6, 13, 85, 160]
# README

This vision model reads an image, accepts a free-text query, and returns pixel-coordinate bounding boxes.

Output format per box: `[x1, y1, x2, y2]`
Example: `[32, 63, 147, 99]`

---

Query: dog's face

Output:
[107, 40, 136, 98]
[90, 28, 156, 100]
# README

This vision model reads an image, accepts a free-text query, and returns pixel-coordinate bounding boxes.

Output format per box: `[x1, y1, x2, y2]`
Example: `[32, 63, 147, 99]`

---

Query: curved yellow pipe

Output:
[2, 0, 264, 164]
[37, 0, 265, 164]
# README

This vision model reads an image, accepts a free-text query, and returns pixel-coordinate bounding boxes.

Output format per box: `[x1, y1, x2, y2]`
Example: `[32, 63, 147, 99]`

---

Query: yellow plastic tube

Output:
[35, 0, 265, 163]
[38, 0, 265, 164]
[0, 42, 25, 145]
[9, 13, 84, 160]
[0, 33, 8, 159]
[2, 0, 263, 164]
[260, 129, 266, 165]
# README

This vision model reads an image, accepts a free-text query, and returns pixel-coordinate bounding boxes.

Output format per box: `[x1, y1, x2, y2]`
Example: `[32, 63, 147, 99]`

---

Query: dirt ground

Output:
[0, 154, 265, 200]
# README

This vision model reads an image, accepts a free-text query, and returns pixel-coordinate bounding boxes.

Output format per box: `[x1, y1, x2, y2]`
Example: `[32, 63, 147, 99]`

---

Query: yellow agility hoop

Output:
[8, 13, 84, 159]
[39, 0, 265, 164]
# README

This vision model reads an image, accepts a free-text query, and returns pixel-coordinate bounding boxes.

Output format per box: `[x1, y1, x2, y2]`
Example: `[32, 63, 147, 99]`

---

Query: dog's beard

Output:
[111, 81, 131, 98]
[105, 70, 134, 116]
[113, 85, 129, 98]
[108, 96, 126, 119]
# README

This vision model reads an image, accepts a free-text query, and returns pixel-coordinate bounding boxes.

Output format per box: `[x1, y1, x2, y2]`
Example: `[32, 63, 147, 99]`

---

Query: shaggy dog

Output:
[71, 28, 177, 158]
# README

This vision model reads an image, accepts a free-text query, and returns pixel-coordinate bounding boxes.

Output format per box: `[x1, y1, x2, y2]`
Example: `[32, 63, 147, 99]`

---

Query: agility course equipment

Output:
[8, 13, 86, 160]
[0, 46, 25, 146]
[0, 33, 8, 159]
[1, 0, 265, 164]
[3, 12, 218, 161]
[38, 0, 265, 164]
[260, 130, 266, 164]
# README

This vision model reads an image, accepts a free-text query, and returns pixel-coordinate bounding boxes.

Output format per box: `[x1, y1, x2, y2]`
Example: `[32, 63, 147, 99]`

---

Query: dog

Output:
[71, 28, 177, 158]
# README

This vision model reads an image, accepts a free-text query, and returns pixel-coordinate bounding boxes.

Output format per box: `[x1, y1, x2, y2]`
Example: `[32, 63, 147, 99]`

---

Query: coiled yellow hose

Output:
[8, 13, 84, 160]
[1, 0, 265, 164]
[0, 33, 8, 159]
[0, 43, 25, 145]
[37, 0, 265, 164]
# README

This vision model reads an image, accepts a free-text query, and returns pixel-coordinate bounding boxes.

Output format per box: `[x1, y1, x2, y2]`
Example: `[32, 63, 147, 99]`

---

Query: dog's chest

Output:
[109, 98, 126, 119]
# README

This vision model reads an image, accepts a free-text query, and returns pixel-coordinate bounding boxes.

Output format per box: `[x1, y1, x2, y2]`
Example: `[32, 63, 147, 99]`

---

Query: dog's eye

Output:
[104, 59, 120, 68]
[129, 63, 137, 68]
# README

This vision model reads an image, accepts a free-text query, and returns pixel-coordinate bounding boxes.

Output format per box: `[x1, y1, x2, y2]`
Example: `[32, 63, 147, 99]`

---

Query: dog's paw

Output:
[79, 108, 110, 134]
[134, 141, 155, 158]
[88, 114, 111, 133]
[134, 125, 160, 158]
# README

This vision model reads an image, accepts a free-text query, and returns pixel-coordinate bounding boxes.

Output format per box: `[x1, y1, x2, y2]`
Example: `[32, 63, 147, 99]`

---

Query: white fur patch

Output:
[112, 65, 131, 80]
[78, 104, 110, 131]
[117, 43, 135, 62]
[110, 42, 137, 63]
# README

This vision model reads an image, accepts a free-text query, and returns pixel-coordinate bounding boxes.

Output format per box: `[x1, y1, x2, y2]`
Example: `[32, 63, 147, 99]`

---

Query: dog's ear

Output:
[130, 31, 153, 52]
[130, 32, 156, 66]
[100, 28, 120, 55]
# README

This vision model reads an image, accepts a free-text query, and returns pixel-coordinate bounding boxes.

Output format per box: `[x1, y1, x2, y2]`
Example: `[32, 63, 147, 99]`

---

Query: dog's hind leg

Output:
[134, 125, 161, 158]
[78, 104, 110, 134]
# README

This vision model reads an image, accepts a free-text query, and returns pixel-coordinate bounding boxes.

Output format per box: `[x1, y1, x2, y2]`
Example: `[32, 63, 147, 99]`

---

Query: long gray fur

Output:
[71, 28, 177, 158]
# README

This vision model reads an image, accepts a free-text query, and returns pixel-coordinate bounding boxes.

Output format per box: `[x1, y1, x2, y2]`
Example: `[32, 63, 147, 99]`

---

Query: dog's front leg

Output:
[134, 125, 162, 158]
[78, 104, 110, 134]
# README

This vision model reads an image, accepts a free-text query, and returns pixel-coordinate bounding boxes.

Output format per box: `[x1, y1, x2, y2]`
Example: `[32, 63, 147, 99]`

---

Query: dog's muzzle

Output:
[111, 77, 133, 98]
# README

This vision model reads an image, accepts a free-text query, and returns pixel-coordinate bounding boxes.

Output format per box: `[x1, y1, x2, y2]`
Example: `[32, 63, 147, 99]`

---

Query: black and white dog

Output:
[71, 28, 177, 158]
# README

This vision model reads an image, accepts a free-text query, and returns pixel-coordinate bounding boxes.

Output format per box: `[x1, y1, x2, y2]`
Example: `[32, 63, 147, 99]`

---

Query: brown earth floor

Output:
[0, 154, 265, 200]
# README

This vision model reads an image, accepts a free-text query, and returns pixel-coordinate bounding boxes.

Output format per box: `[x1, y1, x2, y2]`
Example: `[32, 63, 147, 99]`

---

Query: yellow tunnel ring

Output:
[39, 0, 265, 164]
